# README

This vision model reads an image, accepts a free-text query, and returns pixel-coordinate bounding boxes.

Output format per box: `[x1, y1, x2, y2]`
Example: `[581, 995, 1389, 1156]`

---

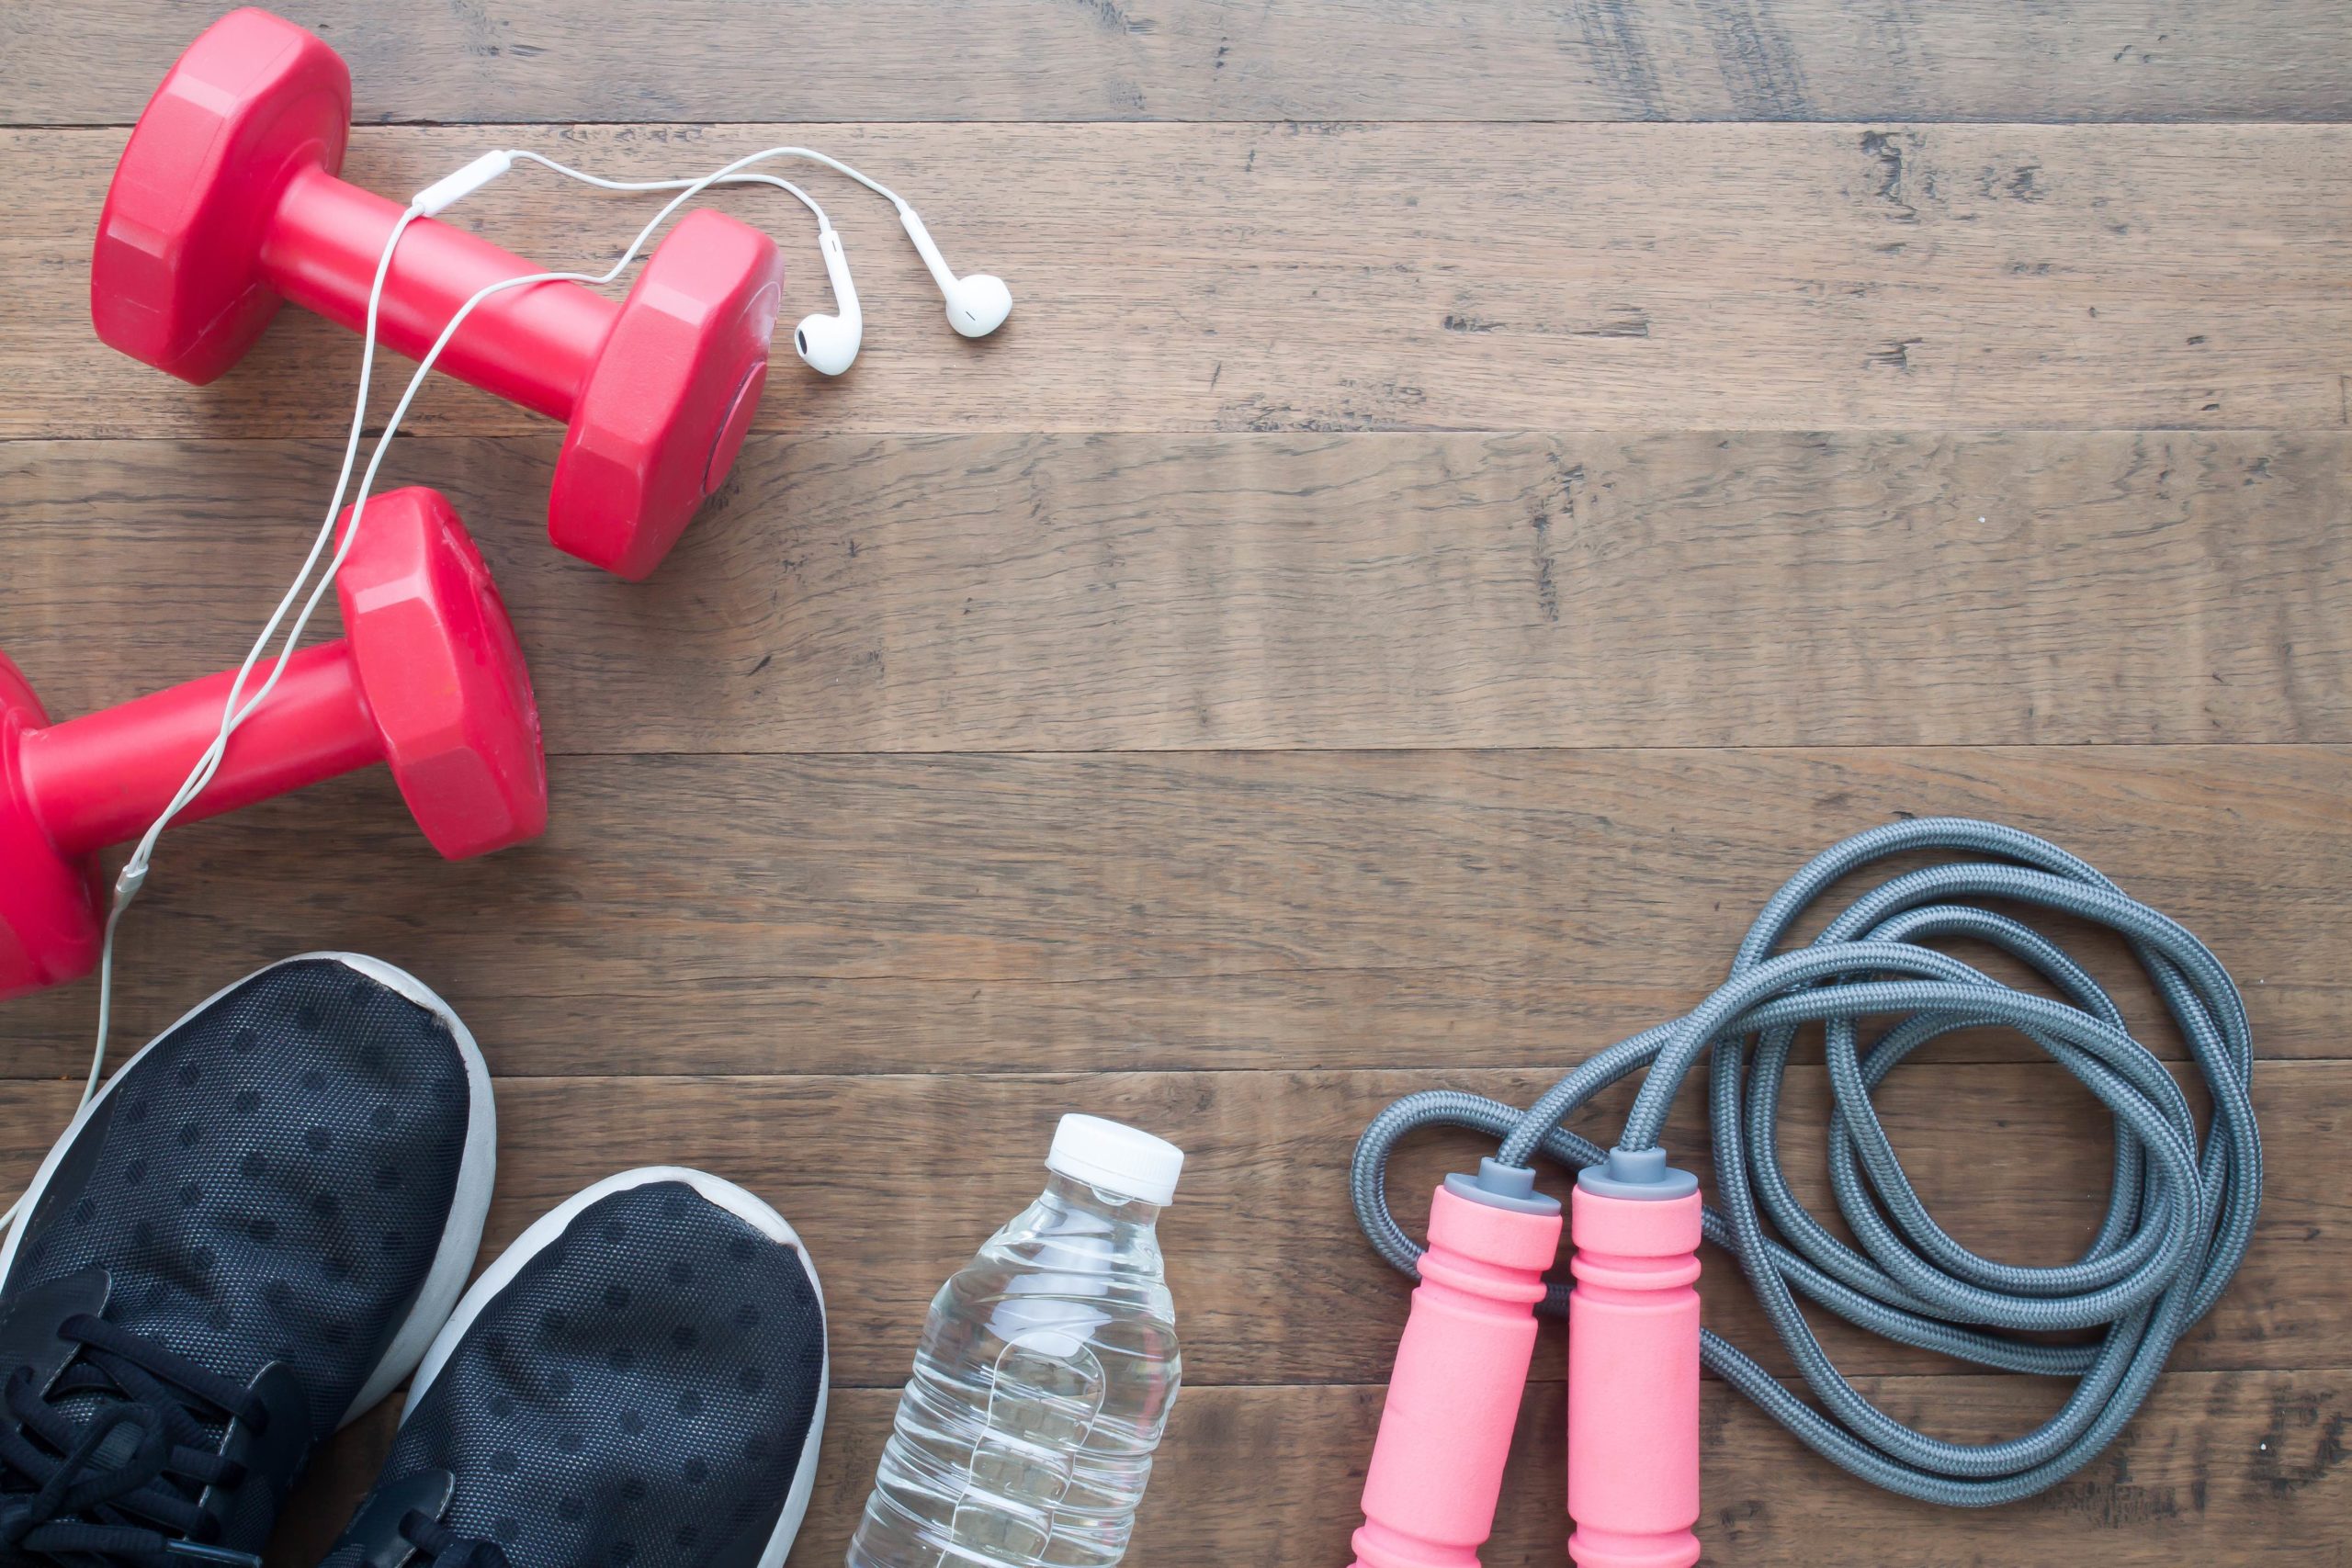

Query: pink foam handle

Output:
[1566, 1185, 1703, 1568]
[1351, 1182, 1563, 1568]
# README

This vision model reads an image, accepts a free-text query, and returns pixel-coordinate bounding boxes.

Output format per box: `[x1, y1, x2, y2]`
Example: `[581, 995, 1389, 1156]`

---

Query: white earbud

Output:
[897, 203, 1012, 337]
[498, 147, 1013, 364]
[793, 224, 863, 376]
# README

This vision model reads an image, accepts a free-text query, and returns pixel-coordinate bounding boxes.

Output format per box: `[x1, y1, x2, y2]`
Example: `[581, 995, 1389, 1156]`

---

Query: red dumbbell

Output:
[92, 7, 786, 581]
[0, 488, 548, 1000]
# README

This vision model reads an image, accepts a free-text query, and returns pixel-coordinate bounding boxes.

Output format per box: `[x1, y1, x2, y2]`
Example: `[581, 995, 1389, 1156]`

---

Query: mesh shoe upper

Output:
[328, 1174, 826, 1568]
[0, 955, 487, 1556]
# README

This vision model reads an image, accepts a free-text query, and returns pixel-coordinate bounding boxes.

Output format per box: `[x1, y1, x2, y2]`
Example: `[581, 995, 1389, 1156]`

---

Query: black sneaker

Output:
[324, 1168, 827, 1568]
[0, 953, 495, 1563]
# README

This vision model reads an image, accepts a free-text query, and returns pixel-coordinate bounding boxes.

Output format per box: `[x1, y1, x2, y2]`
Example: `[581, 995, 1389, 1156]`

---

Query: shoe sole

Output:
[405, 1166, 829, 1568]
[0, 952, 498, 1428]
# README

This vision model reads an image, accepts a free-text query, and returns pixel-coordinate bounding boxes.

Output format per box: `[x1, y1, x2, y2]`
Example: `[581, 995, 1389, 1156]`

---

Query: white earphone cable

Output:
[24, 141, 975, 1228]
[506, 145, 905, 213]
[7, 206, 422, 1228]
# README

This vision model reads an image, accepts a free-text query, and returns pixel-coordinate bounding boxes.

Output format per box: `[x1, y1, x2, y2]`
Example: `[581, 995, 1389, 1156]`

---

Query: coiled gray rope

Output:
[1351, 817, 2261, 1506]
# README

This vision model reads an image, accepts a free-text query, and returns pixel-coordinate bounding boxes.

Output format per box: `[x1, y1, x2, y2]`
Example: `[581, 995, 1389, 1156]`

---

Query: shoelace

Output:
[399, 1510, 511, 1568]
[0, 1314, 268, 1567]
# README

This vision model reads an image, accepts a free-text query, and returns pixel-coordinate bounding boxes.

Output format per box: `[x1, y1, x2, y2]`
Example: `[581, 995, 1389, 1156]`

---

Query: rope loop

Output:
[1350, 818, 2261, 1506]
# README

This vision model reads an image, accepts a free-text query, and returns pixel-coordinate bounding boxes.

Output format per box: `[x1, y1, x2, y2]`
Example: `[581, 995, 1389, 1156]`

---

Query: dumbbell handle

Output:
[1352, 1179, 1561, 1568]
[1566, 1183, 1702, 1568]
[263, 164, 616, 422]
[16, 640, 379, 859]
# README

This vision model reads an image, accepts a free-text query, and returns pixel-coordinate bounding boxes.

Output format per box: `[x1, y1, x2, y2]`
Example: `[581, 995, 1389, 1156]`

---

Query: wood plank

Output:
[273, 1373, 2352, 1566]
[0, 748, 2337, 1077]
[6, 431, 2346, 750]
[11, 11, 2341, 1568]
[9, 124, 2348, 436]
[0, 1062, 2335, 1389]
[10, 3, 2351, 128]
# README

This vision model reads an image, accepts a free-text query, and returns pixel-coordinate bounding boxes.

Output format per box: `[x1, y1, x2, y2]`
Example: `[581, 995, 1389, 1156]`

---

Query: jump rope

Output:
[24, 144, 1003, 1231]
[1348, 816, 2262, 1565]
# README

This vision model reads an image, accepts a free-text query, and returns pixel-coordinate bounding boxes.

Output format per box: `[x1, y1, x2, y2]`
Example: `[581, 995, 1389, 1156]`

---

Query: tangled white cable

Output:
[26, 145, 1006, 1228]
[509, 146, 1013, 372]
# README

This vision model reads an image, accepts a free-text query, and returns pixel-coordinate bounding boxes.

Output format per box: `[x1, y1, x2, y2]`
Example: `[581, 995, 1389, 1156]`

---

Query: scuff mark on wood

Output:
[1867, 337, 1924, 372]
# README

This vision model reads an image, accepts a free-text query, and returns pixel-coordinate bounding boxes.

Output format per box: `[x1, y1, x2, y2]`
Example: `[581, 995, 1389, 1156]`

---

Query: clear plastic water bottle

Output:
[848, 1115, 1185, 1568]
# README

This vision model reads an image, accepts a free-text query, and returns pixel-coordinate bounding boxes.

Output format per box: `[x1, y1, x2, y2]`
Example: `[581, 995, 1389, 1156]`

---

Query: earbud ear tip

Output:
[794, 314, 859, 377]
[948, 276, 1012, 338]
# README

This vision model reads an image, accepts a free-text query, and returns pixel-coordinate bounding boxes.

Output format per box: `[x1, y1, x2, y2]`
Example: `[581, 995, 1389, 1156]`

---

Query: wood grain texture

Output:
[6, 431, 2346, 749]
[10, 123, 2350, 436]
[9, 2, 2352, 127]
[4, 6, 2345, 1563]
[0, 1062, 2335, 1391]
[0, 748, 2337, 1078]
[266, 1371, 2350, 1567]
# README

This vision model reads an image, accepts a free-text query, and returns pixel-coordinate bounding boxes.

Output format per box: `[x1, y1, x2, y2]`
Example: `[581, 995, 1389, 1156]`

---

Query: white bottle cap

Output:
[1047, 1114, 1184, 1205]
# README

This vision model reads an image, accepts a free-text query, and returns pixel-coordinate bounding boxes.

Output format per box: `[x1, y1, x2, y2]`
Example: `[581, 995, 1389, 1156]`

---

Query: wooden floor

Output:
[4, 4, 2348, 1563]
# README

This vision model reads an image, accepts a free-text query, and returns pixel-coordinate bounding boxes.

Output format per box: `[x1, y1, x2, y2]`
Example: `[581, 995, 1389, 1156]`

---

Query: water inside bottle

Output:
[847, 1170, 1180, 1567]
